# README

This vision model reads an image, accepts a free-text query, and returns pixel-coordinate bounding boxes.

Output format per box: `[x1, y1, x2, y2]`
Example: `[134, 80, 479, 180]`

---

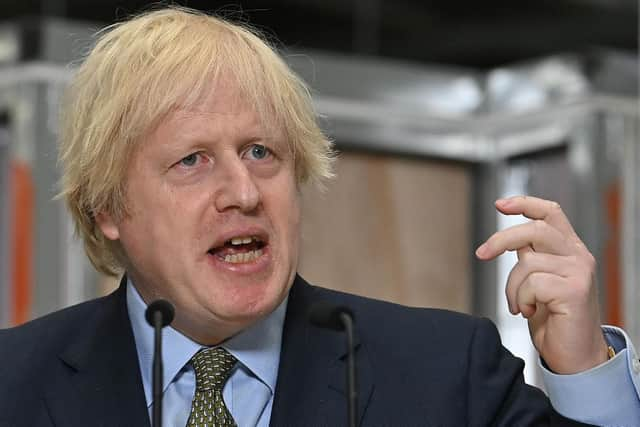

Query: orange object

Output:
[11, 161, 33, 325]
[604, 183, 622, 327]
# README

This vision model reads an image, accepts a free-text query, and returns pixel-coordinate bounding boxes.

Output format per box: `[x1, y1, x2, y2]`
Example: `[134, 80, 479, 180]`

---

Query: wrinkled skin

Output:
[97, 81, 301, 344]
[476, 196, 608, 374]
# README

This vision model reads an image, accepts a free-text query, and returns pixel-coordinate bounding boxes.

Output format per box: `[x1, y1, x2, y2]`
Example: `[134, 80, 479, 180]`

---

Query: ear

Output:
[95, 211, 120, 240]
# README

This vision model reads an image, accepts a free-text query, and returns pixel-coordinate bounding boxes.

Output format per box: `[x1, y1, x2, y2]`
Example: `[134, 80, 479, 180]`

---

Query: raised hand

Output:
[476, 195, 609, 374]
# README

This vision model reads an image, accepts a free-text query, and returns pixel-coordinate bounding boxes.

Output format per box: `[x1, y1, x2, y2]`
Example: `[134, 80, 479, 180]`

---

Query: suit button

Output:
[632, 358, 640, 374]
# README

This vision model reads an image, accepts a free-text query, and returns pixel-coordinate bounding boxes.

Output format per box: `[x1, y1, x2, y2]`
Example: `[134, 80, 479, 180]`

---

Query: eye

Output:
[180, 153, 199, 166]
[246, 144, 270, 160]
[177, 152, 208, 168]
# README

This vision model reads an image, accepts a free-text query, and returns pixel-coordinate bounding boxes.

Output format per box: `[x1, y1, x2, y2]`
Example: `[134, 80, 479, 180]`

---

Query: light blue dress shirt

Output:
[540, 326, 640, 426]
[127, 280, 640, 427]
[127, 280, 287, 427]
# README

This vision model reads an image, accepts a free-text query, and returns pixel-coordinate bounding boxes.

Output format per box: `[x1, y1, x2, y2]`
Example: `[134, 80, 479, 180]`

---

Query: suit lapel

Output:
[44, 276, 149, 427]
[270, 276, 374, 426]
[40, 274, 373, 426]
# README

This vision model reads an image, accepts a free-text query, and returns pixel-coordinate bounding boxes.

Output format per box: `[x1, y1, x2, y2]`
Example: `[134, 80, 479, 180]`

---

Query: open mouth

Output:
[208, 235, 267, 264]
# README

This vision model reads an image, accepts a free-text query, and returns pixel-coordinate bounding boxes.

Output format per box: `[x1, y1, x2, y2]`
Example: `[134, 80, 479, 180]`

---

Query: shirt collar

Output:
[126, 278, 287, 407]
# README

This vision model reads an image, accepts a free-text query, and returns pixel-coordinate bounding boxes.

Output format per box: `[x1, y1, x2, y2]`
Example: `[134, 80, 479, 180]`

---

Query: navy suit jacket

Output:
[0, 275, 593, 426]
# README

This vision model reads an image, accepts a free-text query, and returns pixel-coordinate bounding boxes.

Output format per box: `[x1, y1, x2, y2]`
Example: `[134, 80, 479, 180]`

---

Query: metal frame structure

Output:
[622, 114, 640, 347]
[0, 114, 9, 326]
[290, 50, 640, 382]
[0, 22, 637, 363]
[0, 62, 93, 321]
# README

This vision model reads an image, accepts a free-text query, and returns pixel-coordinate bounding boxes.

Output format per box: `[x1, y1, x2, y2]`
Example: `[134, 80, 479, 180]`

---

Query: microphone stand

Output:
[339, 312, 357, 427]
[145, 300, 175, 427]
[152, 310, 164, 427]
[308, 302, 358, 427]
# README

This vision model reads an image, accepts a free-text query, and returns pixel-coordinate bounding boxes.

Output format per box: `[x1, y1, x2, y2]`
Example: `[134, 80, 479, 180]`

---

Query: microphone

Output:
[145, 299, 175, 427]
[308, 301, 357, 427]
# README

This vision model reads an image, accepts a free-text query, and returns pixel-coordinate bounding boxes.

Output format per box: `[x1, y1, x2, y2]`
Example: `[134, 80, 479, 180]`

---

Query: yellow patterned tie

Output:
[187, 347, 238, 427]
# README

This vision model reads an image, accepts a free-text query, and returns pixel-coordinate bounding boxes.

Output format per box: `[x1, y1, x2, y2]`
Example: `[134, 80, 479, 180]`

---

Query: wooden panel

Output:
[299, 151, 471, 312]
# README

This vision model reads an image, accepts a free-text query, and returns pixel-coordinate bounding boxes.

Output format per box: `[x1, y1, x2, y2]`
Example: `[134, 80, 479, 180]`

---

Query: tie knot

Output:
[190, 347, 237, 392]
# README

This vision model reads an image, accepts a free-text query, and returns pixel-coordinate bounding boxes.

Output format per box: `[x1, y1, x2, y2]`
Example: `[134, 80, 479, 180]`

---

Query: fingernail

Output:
[475, 243, 488, 257]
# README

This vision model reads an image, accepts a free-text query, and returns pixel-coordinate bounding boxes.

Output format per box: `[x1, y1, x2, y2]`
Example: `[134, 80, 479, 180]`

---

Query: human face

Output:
[96, 81, 301, 344]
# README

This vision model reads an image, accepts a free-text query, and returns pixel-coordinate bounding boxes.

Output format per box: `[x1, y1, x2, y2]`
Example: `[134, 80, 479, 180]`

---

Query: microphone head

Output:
[145, 299, 175, 328]
[308, 301, 354, 331]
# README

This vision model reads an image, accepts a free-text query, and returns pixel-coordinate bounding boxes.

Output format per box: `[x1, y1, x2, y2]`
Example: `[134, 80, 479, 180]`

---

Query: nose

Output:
[214, 156, 261, 213]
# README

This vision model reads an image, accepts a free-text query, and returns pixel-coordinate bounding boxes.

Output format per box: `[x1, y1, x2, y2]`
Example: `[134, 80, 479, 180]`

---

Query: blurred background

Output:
[0, 0, 637, 386]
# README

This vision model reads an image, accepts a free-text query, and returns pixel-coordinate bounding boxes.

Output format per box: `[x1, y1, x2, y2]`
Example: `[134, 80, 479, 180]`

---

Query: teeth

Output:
[223, 249, 263, 264]
[230, 236, 255, 245]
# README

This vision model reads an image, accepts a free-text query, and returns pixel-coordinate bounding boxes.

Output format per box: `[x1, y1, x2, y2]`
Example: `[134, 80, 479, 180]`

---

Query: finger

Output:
[495, 196, 576, 239]
[476, 220, 569, 260]
[516, 247, 574, 275]
[505, 249, 573, 314]
[504, 247, 534, 313]
[526, 303, 550, 339]
[516, 272, 568, 318]
[516, 245, 534, 261]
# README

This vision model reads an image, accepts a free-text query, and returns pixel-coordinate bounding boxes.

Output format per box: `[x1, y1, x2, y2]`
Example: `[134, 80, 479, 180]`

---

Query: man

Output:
[0, 6, 638, 427]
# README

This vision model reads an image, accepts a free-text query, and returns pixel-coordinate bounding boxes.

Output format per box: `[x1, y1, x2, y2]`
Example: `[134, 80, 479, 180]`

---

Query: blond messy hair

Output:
[58, 6, 334, 276]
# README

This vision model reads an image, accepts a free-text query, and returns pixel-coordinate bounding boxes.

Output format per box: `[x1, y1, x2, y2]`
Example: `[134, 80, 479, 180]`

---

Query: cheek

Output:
[270, 182, 301, 251]
[119, 187, 203, 259]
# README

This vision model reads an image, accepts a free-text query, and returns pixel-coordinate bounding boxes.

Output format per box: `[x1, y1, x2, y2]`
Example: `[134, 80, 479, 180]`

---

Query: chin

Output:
[210, 281, 284, 320]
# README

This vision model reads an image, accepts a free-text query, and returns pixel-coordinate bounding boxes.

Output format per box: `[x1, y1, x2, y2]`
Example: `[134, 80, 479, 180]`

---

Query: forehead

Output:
[170, 86, 258, 130]
[143, 79, 285, 148]
[185, 78, 252, 115]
